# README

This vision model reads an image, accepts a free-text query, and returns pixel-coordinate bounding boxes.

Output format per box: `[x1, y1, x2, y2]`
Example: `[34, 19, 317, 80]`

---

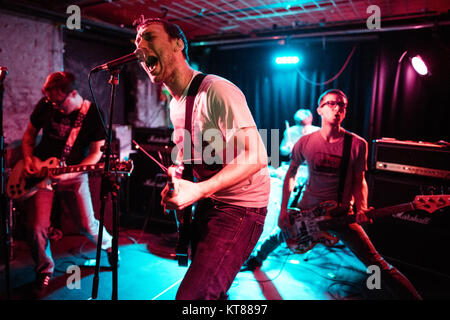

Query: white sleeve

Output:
[206, 79, 256, 143]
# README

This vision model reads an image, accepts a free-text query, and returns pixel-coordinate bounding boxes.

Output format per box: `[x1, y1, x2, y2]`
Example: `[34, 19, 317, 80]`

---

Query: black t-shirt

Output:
[31, 97, 105, 165]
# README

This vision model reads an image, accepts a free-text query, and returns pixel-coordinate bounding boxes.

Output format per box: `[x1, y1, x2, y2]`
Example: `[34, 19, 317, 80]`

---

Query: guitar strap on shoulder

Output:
[337, 132, 353, 206]
[183, 73, 207, 181]
[176, 73, 206, 266]
[60, 100, 91, 165]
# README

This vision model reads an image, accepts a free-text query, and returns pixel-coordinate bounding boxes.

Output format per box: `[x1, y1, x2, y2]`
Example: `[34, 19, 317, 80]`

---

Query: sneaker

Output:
[33, 273, 52, 299]
[106, 248, 120, 268]
[240, 256, 262, 272]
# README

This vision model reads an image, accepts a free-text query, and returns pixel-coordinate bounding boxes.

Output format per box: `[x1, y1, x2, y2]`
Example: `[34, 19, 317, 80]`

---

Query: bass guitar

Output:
[283, 195, 450, 254]
[7, 156, 133, 200]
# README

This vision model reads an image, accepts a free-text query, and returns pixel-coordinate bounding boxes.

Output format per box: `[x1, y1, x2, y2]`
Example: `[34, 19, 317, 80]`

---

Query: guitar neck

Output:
[330, 202, 416, 225]
[366, 203, 416, 221]
[50, 163, 104, 176]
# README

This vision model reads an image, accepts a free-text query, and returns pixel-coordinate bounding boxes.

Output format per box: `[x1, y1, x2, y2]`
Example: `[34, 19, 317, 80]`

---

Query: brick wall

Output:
[0, 11, 64, 146]
[0, 10, 168, 168]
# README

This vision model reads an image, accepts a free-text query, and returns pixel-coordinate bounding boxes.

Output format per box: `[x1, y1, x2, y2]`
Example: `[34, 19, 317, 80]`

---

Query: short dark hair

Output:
[42, 71, 77, 94]
[317, 89, 348, 107]
[133, 16, 189, 61]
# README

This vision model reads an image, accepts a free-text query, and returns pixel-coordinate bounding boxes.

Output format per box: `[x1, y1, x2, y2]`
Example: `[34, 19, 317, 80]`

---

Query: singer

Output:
[19, 71, 116, 298]
[134, 16, 271, 300]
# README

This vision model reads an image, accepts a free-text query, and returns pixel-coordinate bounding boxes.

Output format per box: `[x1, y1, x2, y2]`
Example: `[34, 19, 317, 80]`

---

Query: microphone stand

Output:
[0, 68, 11, 299]
[91, 68, 121, 300]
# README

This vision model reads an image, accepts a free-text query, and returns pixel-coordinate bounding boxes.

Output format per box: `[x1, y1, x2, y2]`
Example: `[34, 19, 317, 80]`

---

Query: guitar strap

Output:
[183, 73, 207, 180]
[337, 132, 353, 206]
[60, 100, 91, 165]
[176, 73, 207, 266]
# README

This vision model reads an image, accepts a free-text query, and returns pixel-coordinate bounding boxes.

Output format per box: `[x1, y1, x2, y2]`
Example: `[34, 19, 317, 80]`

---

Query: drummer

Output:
[280, 108, 319, 156]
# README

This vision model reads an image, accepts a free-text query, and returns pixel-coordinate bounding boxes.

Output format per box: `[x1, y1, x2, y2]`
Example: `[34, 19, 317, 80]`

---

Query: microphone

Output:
[0, 67, 8, 82]
[91, 48, 148, 73]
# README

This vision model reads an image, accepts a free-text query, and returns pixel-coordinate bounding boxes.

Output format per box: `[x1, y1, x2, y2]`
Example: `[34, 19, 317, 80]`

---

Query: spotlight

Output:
[411, 55, 428, 76]
[275, 56, 300, 65]
[398, 51, 430, 77]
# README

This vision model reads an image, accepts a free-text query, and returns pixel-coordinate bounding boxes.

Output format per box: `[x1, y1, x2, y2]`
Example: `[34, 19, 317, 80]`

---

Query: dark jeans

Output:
[175, 199, 267, 300]
[24, 174, 112, 274]
[252, 222, 422, 300]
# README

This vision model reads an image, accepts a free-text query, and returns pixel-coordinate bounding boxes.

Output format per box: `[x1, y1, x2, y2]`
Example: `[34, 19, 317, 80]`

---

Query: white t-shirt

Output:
[169, 71, 270, 208]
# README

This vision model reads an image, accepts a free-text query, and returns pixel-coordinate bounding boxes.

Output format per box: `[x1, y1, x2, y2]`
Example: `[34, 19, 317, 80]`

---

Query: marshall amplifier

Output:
[371, 138, 450, 179]
[127, 127, 176, 227]
[132, 127, 175, 153]
[367, 138, 450, 291]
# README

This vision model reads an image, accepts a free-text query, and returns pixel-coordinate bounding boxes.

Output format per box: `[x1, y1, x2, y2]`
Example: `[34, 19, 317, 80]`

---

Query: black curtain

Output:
[371, 28, 450, 143]
[191, 38, 378, 163]
[190, 26, 450, 164]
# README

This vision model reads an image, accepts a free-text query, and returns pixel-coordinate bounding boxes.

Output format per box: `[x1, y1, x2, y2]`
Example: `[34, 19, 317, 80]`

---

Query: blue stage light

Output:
[275, 56, 300, 65]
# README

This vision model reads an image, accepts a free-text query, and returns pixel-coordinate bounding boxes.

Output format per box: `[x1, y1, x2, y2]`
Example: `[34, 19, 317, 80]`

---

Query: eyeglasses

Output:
[320, 100, 347, 110]
[44, 91, 70, 109]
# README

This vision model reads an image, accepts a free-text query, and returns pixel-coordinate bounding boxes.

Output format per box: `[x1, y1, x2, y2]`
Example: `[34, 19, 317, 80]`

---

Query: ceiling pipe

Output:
[190, 20, 450, 47]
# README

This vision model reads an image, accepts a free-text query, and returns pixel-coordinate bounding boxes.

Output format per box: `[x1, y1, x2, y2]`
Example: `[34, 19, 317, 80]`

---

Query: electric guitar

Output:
[7, 156, 133, 200]
[166, 164, 192, 267]
[283, 195, 450, 254]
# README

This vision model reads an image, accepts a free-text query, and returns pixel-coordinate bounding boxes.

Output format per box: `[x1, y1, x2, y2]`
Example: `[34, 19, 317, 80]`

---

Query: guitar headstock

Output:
[111, 159, 134, 175]
[413, 195, 450, 214]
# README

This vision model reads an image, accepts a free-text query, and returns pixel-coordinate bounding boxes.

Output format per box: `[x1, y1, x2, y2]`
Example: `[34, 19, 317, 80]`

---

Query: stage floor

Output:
[0, 227, 372, 301]
[2, 224, 448, 301]
[1, 175, 450, 301]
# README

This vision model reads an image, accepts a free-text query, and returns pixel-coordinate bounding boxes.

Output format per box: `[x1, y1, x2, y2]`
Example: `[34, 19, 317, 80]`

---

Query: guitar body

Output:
[284, 201, 341, 254]
[7, 157, 60, 200]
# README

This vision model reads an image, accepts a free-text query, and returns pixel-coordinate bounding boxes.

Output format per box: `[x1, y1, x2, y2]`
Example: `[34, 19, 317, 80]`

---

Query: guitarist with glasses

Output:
[277, 89, 422, 300]
[19, 71, 114, 298]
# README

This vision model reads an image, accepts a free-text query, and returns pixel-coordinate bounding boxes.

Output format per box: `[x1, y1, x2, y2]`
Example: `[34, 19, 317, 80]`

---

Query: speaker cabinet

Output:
[127, 127, 176, 227]
[366, 170, 450, 277]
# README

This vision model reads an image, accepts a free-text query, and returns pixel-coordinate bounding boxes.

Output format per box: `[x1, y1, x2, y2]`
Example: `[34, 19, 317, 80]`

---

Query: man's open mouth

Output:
[146, 56, 158, 71]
